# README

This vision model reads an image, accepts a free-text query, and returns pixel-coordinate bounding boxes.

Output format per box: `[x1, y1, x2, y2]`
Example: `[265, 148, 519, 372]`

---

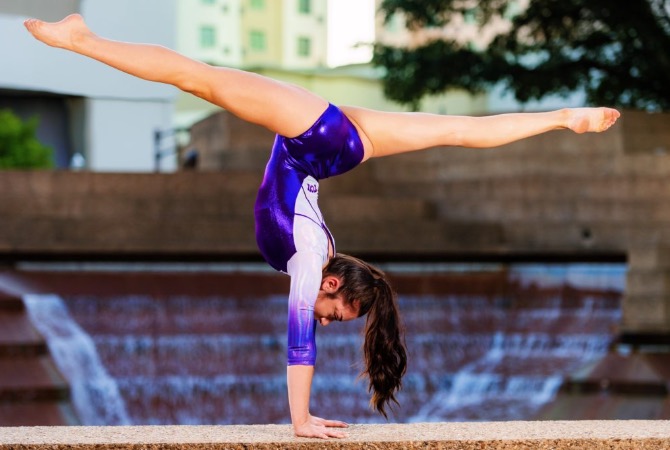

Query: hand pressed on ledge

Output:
[293, 414, 349, 439]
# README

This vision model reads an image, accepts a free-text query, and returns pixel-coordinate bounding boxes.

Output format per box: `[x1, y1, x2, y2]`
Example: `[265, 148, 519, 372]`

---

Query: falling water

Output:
[26, 263, 624, 425]
[23, 294, 131, 425]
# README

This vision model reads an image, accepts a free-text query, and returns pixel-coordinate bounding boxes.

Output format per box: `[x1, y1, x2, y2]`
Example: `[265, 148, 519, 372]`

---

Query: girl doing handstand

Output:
[24, 14, 620, 439]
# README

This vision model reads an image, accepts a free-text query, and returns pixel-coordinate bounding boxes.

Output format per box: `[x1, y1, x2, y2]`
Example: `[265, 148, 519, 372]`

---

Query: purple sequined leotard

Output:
[254, 103, 364, 366]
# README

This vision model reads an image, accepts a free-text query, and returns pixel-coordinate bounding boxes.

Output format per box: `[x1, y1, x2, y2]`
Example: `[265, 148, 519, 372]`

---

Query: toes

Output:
[602, 108, 620, 130]
[568, 108, 620, 133]
[24, 18, 42, 33]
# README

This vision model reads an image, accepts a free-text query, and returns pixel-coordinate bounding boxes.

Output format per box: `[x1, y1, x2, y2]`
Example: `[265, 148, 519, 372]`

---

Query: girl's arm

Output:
[287, 366, 348, 438]
[286, 251, 348, 439]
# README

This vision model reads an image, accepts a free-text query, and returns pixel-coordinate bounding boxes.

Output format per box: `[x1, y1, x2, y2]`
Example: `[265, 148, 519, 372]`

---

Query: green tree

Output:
[0, 109, 53, 169]
[373, 0, 670, 110]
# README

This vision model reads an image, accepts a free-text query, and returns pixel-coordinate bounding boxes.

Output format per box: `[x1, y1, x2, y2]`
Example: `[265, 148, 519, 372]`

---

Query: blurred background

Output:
[0, 0, 669, 427]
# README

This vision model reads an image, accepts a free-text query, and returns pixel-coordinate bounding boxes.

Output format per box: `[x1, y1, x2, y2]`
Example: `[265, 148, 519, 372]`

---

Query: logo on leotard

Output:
[307, 183, 318, 193]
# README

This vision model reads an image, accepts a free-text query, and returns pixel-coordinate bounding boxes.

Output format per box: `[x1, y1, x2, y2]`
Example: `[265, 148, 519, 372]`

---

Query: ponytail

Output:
[323, 254, 407, 418]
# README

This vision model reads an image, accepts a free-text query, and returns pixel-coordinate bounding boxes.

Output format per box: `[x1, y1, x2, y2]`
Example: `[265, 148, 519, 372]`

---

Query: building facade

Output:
[0, 0, 177, 172]
[176, 0, 327, 69]
[174, 0, 485, 129]
[1, 0, 496, 173]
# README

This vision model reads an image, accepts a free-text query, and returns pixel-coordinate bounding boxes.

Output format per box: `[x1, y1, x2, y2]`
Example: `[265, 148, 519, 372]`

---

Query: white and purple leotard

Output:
[254, 103, 364, 366]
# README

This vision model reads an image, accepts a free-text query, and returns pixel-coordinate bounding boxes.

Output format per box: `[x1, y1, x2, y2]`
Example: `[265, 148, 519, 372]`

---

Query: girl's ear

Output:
[321, 275, 341, 293]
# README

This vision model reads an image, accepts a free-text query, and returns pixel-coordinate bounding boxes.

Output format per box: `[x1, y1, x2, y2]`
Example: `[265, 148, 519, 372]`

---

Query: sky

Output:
[327, 0, 376, 67]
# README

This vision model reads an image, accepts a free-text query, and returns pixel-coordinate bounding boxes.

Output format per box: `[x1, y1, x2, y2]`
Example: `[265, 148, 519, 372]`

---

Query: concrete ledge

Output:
[2, 421, 670, 449]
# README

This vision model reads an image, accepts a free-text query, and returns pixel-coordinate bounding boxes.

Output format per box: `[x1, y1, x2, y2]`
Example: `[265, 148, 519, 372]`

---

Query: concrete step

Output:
[0, 217, 258, 254]
[0, 401, 77, 426]
[380, 176, 670, 204]
[0, 187, 259, 220]
[0, 312, 47, 358]
[0, 357, 68, 402]
[0, 171, 263, 198]
[0, 172, 263, 220]
[0, 294, 24, 312]
[370, 144, 619, 183]
[0, 296, 77, 426]
[331, 220, 503, 254]
[435, 197, 667, 223]
[500, 220, 648, 251]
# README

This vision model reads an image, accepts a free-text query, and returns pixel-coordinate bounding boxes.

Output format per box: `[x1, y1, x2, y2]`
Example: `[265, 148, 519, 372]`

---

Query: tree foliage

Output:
[0, 109, 53, 169]
[373, 0, 670, 110]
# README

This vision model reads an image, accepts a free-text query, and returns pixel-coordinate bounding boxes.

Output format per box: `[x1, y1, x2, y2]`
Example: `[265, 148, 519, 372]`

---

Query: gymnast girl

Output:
[24, 14, 620, 439]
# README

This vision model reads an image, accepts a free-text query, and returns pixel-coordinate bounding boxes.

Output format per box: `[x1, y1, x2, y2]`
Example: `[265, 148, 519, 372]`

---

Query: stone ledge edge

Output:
[2, 421, 670, 449]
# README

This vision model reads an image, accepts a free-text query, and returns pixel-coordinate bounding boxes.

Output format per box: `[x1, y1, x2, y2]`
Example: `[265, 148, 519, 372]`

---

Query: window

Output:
[250, 30, 266, 51]
[200, 26, 216, 48]
[297, 36, 311, 57]
[250, 0, 265, 10]
[298, 0, 311, 14]
[201, 0, 216, 4]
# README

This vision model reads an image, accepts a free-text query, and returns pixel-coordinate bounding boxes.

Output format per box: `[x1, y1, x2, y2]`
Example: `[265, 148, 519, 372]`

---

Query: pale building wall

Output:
[242, 0, 283, 67]
[177, 0, 328, 69]
[282, 0, 328, 69]
[86, 99, 173, 172]
[219, 0, 244, 65]
[0, 0, 177, 172]
[0, 0, 78, 22]
[81, 0, 178, 172]
[176, 0, 243, 67]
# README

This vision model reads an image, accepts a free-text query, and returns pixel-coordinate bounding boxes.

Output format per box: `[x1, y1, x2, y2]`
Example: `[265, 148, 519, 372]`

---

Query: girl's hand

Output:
[293, 414, 349, 439]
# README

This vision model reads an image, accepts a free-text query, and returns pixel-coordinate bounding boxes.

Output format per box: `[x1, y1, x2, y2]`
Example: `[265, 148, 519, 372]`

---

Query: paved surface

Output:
[2, 421, 670, 449]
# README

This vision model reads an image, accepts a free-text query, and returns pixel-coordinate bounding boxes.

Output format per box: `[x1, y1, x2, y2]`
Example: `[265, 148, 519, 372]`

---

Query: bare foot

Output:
[24, 14, 92, 50]
[566, 107, 621, 134]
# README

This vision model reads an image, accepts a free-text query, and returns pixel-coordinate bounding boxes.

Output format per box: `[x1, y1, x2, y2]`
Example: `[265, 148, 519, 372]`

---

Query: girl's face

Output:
[313, 275, 360, 326]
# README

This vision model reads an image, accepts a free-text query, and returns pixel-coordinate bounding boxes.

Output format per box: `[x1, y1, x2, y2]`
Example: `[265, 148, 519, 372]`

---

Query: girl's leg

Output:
[341, 106, 620, 160]
[24, 14, 327, 138]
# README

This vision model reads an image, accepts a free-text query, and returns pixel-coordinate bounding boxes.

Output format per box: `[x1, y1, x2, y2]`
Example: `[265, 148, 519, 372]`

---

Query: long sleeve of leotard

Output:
[285, 251, 322, 366]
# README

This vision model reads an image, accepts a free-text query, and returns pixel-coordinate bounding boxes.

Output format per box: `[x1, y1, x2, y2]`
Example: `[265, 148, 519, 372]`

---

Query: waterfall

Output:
[406, 270, 623, 423]
[18, 263, 624, 425]
[408, 331, 566, 423]
[23, 294, 131, 425]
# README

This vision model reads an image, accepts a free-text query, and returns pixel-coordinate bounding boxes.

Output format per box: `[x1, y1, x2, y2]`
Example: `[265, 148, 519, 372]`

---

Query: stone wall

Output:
[1, 110, 670, 334]
[0, 171, 261, 257]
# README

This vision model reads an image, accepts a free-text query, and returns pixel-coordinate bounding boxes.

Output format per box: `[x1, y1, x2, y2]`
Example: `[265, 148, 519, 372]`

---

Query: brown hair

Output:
[323, 253, 407, 418]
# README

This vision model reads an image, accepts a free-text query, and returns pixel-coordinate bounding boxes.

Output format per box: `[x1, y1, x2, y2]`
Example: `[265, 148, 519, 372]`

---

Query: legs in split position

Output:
[25, 14, 620, 162]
